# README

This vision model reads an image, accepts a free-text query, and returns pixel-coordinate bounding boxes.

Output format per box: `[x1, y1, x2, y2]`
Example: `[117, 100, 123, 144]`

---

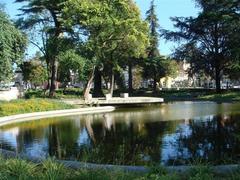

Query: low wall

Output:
[0, 87, 20, 101]
[0, 106, 115, 127]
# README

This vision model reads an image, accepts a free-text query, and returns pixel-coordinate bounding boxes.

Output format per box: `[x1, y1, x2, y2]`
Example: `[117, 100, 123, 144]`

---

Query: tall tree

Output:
[16, 0, 67, 97]
[16, 11, 53, 92]
[145, 0, 161, 92]
[64, 0, 149, 97]
[163, 0, 240, 92]
[0, 7, 27, 84]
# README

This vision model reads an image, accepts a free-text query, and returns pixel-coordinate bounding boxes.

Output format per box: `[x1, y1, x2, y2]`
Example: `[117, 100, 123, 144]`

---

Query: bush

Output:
[24, 88, 84, 99]
[24, 90, 45, 99]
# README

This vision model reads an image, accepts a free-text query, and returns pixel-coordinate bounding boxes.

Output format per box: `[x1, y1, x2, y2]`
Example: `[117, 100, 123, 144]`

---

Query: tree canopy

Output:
[0, 8, 27, 83]
[163, 0, 240, 92]
[16, 0, 68, 96]
[64, 0, 149, 96]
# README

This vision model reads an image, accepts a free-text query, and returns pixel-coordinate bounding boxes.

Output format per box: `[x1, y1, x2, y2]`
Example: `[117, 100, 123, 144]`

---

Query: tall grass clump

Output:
[4, 158, 37, 179]
[41, 159, 70, 180]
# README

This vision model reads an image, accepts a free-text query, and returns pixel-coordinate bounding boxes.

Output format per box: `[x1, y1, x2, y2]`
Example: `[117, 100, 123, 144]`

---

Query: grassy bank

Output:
[0, 157, 239, 179]
[25, 88, 240, 102]
[131, 89, 240, 102]
[198, 91, 240, 101]
[0, 99, 75, 117]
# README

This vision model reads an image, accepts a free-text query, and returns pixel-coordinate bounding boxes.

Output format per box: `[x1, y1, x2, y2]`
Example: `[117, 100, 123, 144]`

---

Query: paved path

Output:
[0, 106, 115, 127]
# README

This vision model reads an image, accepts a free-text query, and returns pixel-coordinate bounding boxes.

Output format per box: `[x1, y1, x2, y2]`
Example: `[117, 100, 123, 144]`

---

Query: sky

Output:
[1, 0, 200, 57]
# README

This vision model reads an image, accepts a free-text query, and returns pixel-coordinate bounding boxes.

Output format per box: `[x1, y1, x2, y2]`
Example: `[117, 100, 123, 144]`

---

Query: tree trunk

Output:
[83, 66, 95, 100]
[49, 59, 58, 97]
[43, 60, 51, 95]
[49, 32, 62, 97]
[110, 71, 115, 97]
[153, 73, 157, 93]
[93, 67, 103, 97]
[215, 64, 221, 93]
[128, 62, 133, 93]
[49, 125, 61, 158]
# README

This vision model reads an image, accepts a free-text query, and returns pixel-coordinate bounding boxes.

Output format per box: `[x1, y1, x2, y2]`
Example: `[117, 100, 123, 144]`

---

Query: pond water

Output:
[1, 101, 240, 166]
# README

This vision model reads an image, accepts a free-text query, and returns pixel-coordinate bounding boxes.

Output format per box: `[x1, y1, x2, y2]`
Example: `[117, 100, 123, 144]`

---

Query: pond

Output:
[1, 101, 240, 166]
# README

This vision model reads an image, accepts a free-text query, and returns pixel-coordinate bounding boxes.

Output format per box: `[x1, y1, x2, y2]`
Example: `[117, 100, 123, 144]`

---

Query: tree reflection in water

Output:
[0, 102, 240, 166]
[169, 114, 240, 165]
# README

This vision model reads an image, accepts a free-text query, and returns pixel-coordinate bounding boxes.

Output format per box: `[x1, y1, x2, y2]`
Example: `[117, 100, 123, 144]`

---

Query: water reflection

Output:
[0, 102, 240, 165]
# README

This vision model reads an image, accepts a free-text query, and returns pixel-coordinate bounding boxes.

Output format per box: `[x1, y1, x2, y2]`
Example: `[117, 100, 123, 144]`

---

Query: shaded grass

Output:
[24, 88, 240, 102]
[199, 92, 240, 101]
[0, 99, 75, 117]
[132, 89, 240, 102]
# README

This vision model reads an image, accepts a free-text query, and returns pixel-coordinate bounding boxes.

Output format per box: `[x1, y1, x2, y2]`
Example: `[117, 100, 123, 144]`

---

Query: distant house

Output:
[159, 60, 240, 89]
[160, 60, 191, 88]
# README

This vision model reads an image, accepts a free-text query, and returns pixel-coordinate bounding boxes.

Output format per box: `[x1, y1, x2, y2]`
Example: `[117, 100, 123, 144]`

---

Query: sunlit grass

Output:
[0, 99, 75, 117]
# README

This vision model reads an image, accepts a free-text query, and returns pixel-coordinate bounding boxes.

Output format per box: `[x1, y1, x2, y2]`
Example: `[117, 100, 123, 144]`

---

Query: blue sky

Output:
[1, 0, 199, 56]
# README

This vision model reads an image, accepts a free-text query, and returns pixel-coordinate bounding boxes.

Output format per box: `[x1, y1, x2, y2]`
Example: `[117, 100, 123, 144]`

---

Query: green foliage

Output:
[21, 56, 47, 88]
[24, 88, 84, 99]
[143, 1, 168, 91]
[4, 159, 37, 179]
[64, 0, 149, 81]
[0, 99, 74, 117]
[143, 57, 178, 82]
[163, 0, 240, 91]
[188, 165, 214, 180]
[145, 0, 160, 59]
[0, 156, 240, 179]
[41, 159, 67, 180]
[58, 49, 86, 85]
[0, 8, 27, 83]
[16, 0, 69, 96]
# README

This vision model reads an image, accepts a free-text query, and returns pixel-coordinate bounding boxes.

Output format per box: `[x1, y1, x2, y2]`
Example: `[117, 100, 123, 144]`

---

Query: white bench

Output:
[120, 93, 129, 98]
[105, 94, 112, 100]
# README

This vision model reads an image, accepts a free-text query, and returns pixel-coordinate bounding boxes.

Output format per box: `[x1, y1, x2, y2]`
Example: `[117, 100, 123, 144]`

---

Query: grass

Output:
[131, 88, 240, 102]
[24, 88, 240, 102]
[0, 99, 75, 117]
[199, 91, 240, 101]
[0, 156, 239, 179]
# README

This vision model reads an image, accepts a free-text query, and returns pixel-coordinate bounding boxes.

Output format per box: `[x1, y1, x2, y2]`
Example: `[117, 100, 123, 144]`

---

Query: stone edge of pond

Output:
[0, 106, 115, 127]
[0, 148, 239, 175]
